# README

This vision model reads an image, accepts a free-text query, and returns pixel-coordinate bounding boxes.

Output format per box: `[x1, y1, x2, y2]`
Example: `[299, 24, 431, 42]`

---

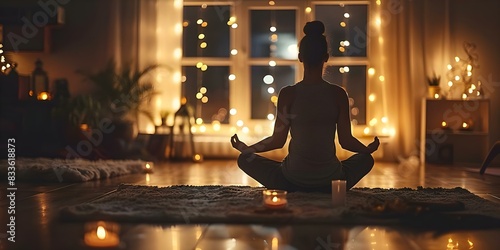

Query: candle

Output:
[84, 221, 120, 248]
[192, 153, 204, 163]
[331, 180, 346, 207]
[441, 121, 449, 129]
[262, 190, 287, 209]
[143, 162, 154, 173]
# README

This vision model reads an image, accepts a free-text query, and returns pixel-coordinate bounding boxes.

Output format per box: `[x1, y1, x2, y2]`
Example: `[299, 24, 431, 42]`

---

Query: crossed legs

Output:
[237, 153, 374, 192]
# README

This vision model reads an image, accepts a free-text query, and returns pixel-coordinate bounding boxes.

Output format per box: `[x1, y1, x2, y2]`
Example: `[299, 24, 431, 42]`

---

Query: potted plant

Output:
[426, 73, 441, 98]
[77, 60, 161, 131]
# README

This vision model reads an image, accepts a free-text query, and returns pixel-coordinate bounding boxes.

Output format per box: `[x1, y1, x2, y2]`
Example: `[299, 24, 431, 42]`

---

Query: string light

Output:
[230, 49, 238, 55]
[229, 108, 237, 115]
[305, 7, 312, 13]
[228, 74, 236, 80]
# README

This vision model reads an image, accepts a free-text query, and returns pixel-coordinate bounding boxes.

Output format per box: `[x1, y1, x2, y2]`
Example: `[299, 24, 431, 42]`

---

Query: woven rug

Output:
[60, 185, 500, 228]
[0, 158, 145, 182]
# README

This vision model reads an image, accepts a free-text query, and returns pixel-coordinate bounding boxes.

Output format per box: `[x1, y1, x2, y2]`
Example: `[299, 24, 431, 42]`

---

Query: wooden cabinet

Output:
[420, 99, 490, 164]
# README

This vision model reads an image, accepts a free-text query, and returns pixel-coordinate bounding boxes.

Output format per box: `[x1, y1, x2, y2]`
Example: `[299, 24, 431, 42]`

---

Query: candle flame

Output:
[272, 196, 278, 202]
[96, 226, 106, 240]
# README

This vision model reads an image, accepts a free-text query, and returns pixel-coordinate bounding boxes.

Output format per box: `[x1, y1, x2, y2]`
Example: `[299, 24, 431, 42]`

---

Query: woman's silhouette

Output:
[231, 21, 379, 192]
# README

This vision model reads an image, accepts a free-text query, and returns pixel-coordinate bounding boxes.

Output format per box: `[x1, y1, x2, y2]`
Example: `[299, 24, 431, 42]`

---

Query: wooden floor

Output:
[1, 160, 500, 250]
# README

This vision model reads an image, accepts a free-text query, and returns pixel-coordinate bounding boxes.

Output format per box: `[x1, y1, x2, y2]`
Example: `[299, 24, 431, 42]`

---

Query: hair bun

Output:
[303, 21, 325, 36]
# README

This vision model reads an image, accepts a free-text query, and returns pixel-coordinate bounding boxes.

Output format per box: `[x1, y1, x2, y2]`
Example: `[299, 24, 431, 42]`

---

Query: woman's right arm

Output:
[336, 88, 379, 153]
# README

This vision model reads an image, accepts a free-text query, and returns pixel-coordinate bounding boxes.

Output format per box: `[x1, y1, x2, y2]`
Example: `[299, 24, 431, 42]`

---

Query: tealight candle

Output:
[262, 190, 287, 209]
[143, 162, 154, 173]
[331, 180, 347, 207]
[84, 221, 120, 248]
[441, 121, 449, 129]
[192, 153, 204, 163]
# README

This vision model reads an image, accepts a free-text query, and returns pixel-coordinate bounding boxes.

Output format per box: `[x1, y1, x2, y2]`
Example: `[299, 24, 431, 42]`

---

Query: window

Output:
[315, 3, 369, 124]
[182, 4, 231, 124]
[181, 1, 370, 129]
[249, 9, 298, 119]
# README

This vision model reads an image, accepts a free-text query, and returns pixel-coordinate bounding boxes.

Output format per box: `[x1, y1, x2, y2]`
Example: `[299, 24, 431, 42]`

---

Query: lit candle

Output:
[192, 153, 203, 163]
[461, 122, 470, 130]
[37, 91, 50, 101]
[331, 180, 346, 207]
[84, 221, 120, 248]
[143, 162, 154, 173]
[262, 190, 287, 209]
[441, 121, 449, 129]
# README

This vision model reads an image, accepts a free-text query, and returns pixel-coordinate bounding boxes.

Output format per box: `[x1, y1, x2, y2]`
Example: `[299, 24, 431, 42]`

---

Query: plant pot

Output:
[427, 86, 441, 99]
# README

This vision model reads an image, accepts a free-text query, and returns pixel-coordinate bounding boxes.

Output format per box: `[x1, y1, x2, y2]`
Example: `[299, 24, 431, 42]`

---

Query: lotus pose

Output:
[231, 21, 379, 192]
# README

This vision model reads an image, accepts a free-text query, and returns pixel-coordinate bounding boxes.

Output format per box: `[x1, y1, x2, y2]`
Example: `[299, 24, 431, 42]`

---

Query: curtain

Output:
[378, 0, 450, 161]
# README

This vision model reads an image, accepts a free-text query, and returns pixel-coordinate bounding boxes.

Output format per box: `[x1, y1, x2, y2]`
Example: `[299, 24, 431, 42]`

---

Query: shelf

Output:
[425, 130, 488, 136]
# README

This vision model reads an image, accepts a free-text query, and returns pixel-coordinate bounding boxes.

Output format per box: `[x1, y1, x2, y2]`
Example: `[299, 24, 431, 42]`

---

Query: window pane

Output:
[183, 6, 230, 57]
[251, 65, 296, 119]
[315, 4, 368, 57]
[250, 10, 297, 59]
[323, 65, 366, 125]
[182, 66, 230, 124]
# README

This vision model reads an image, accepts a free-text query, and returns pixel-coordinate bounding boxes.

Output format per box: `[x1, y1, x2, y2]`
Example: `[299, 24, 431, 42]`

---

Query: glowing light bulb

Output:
[343, 66, 350, 72]
[305, 7, 312, 13]
[231, 49, 238, 55]
[198, 34, 205, 39]
[196, 93, 203, 99]
[364, 127, 370, 135]
[448, 81, 453, 87]
[263, 75, 274, 84]
[197, 19, 203, 25]
[200, 42, 207, 48]
[200, 87, 207, 94]
[228, 74, 236, 80]
[454, 75, 460, 81]
[381, 117, 388, 123]
[229, 108, 237, 115]
[196, 118, 203, 125]
[201, 22, 208, 27]
[267, 87, 275, 94]
[344, 13, 350, 18]
[454, 56, 460, 62]
[196, 62, 203, 68]
[368, 68, 375, 75]
[236, 120, 244, 127]
[201, 64, 208, 71]
[369, 118, 378, 127]
[379, 75, 385, 81]
[270, 26, 277, 32]
[467, 64, 472, 71]
[269, 60, 276, 67]
[447, 64, 452, 70]
[267, 113, 275, 120]
[340, 21, 346, 27]
[231, 23, 238, 29]
[201, 96, 208, 103]
[269, 1, 275, 6]
[369, 94, 376, 102]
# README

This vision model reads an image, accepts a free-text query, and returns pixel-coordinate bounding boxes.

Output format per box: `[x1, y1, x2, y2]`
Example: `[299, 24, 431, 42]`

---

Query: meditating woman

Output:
[230, 20, 379, 192]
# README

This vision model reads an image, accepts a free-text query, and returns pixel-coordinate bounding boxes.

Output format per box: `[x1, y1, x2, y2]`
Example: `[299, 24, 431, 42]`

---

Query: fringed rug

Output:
[60, 185, 500, 228]
[0, 158, 145, 182]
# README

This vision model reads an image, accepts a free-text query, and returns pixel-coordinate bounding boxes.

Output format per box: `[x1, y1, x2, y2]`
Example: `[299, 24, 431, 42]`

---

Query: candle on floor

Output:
[262, 190, 287, 209]
[84, 221, 120, 248]
[192, 153, 203, 163]
[331, 180, 346, 207]
[143, 162, 154, 173]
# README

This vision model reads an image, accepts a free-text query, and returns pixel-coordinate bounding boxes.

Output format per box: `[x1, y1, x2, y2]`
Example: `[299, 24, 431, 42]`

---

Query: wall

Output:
[450, 0, 500, 162]
[3, 0, 126, 95]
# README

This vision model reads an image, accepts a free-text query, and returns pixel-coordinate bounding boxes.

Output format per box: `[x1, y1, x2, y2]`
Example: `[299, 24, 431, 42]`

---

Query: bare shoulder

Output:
[325, 81, 348, 97]
[278, 85, 296, 99]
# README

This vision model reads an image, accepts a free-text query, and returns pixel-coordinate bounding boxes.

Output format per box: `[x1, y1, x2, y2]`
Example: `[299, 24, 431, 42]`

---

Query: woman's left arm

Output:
[231, 86, 293, 154]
